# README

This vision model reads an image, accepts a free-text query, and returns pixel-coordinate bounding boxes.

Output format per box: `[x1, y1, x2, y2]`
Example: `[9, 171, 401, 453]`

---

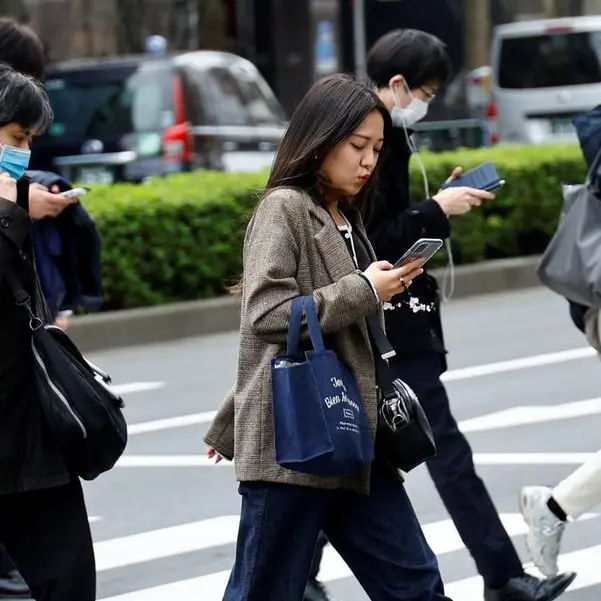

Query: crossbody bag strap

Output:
[365, 312, 398, 400]
[5, 262, 45, 331]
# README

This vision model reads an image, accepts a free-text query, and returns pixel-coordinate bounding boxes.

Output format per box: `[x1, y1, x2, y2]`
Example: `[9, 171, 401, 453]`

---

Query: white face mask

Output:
[390, 81, 429, 128]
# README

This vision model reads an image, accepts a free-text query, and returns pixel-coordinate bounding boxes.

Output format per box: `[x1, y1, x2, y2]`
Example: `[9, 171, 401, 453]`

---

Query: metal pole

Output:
[353, 0, 367, 79]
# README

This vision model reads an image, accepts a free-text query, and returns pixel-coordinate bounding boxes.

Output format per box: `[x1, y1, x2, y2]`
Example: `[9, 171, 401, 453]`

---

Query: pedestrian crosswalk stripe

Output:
[112, 381, 165, 396]
[459, 397, 601, 433]
[473, 453, 598, 465]
[99, 543, 601, 601]
[94, 512, 552, 574]
[94, 515, 240, 571]
[128, 410, 217, 435]
[96, 512, 598, 599]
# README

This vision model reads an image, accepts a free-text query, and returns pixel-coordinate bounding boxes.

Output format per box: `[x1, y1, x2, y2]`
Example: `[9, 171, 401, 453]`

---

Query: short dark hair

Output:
[0, 64, 53, 133]
[266, 73, 392, 220]
[0, 18, 45, 80]
[367, 29, 452, 90]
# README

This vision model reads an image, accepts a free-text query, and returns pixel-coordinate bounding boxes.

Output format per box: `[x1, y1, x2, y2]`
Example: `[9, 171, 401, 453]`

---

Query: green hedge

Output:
[83, 144, 586, 311]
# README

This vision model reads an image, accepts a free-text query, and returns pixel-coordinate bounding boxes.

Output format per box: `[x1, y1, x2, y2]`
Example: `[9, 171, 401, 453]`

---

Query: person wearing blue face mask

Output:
[0, 142, 31, 180]
[0, 64, 96, 601]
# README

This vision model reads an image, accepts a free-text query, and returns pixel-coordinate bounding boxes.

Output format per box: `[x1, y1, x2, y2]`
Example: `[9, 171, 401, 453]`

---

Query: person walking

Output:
[205, 73, 452, 601]
[0, 63, 96, 601]
[521, 450, 601, 577]
[361, 29, 574, 601]
[0, 18, 101, 599]
[303, 30, 577, 601]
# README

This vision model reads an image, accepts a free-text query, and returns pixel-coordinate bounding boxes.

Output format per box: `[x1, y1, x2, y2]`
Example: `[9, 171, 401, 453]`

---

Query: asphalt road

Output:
[8, 286, 601, 600]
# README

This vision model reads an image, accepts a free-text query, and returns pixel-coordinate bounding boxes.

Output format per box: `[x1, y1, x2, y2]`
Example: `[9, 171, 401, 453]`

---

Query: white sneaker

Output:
[520, 486, 566, 577]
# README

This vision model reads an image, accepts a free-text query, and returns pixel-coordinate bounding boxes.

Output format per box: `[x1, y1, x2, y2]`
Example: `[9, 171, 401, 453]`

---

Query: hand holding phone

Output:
[441, 162, 505, 192]
[393, 238, 443, 269]
[363, 260, 424, 302]
[432, 185, 495, 216]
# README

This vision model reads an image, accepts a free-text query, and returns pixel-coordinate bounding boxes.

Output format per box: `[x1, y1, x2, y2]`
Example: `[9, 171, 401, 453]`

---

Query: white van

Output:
[490, 16, 601, 145]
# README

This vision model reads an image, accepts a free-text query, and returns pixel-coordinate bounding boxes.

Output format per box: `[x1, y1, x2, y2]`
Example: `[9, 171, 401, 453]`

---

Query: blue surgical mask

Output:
[0, 142, 31, 180]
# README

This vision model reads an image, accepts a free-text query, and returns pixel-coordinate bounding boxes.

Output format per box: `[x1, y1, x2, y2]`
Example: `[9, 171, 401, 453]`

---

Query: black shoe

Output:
[304, 578, 331, 601]
[0, 569, 30, 598]
[484, 572, 577, 601]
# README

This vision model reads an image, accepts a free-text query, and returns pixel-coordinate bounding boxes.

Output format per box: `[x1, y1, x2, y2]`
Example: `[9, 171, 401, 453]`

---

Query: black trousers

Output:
[310, 353, 525, 589]
[0, 478, 96, 601]
[0, 544, 15, 574]
[389, 353, 524, 589]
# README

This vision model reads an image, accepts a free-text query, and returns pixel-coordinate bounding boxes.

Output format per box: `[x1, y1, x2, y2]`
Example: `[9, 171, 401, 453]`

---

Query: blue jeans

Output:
[223, 461, 450, 601]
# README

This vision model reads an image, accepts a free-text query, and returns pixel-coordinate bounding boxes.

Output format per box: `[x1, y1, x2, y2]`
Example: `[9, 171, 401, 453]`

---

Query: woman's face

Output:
[319, 109, 384, 198]
[0, 122, 34, 150]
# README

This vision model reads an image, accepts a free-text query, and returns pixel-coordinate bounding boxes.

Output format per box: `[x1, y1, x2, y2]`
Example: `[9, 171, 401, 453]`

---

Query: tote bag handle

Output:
[286, 296, 326, 356]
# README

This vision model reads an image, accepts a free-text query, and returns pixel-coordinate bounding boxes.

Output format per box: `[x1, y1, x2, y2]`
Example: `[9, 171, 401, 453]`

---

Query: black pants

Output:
[389, 353, 524, 589]
[308, 532, 327, 581]
[308, 353, 524, 589]
[0, 478, 96, 601]
[0, 544, 15, 574]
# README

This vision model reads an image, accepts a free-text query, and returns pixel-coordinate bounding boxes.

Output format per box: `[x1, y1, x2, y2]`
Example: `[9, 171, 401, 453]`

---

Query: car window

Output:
[230, 63, 287, 125]
[498, 31, 601, 89]
[186, 60, 286, 127]
[44, 63, 173, 139]
[196, 66, 250, 126]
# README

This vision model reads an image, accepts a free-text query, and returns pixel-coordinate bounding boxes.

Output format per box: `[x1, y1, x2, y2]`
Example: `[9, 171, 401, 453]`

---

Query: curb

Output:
[69, 255, 542, 352]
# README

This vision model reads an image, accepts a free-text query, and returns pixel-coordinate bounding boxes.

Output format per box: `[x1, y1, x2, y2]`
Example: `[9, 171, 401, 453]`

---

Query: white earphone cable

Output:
[402, 126, 455, 303]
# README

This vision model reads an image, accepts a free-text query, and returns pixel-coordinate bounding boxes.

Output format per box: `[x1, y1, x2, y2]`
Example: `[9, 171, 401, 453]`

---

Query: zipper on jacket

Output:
[31, 342, 88, 439]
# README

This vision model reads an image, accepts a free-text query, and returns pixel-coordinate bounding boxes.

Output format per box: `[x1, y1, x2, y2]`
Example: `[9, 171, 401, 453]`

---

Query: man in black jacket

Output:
[365, 29, 575, 601]
[0, 65, 95, 601]
[0, 18, 92, 598]
[304, 31, 575, 601]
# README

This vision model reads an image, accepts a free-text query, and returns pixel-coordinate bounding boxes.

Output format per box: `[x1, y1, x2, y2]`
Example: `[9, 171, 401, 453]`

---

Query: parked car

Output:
[30, 51, 288, 183]
[489, 15, 601, 145]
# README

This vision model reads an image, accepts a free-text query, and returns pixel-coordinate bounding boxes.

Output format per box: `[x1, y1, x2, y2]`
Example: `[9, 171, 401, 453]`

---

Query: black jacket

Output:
[366, 126, 450, 362]
[0, 177, 70, 495]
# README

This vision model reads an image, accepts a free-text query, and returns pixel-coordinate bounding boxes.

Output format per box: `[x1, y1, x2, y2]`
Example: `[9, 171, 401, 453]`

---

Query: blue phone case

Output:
[440, 162, 503, 191]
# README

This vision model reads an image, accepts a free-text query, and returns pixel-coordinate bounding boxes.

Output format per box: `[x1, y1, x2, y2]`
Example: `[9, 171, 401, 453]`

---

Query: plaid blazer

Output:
[204, 187, 383, 494]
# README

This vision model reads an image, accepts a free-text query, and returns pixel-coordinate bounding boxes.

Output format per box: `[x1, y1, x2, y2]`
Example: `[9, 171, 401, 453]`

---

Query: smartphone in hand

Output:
[393, 238, 443, 269]
[59, 187, 90, 200]
[441, 162, 505, 192]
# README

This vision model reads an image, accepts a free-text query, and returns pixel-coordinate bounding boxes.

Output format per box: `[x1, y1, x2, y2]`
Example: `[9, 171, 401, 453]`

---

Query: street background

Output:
[62, 285, 601, 600]
[0, 1, 599, 599]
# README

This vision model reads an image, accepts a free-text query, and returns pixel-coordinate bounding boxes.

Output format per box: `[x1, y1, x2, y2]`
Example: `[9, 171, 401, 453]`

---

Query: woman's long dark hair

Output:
[265, 73, 391, 220]
[230, 74, 391, 295]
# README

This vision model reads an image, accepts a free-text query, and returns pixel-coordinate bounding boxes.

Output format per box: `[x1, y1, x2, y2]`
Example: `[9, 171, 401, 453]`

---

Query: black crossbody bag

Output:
[366, 314, 437, 472]
[6, 266, 127, 481]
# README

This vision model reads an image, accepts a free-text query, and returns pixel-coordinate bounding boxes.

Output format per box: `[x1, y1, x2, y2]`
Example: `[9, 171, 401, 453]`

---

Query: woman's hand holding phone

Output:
[363, 259, 424, 302]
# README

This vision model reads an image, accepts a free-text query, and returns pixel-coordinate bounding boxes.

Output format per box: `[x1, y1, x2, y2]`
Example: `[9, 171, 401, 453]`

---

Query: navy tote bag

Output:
[271, 295, 374, 476]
